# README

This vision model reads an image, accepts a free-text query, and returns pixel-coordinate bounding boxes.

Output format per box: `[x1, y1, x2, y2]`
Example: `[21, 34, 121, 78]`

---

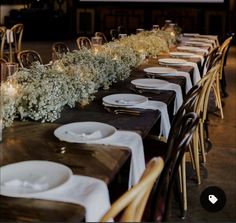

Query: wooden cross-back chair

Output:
[100, 157, 164, 222]
[17, 50, 43, 69]
[95, 32, 108, 44]
[0, 26, 7, 59]
[6, 23, 24, 62]
[110, 29, 118, 41]
[76, 37, 92, 50]
[147, 112, 199, 222]
[218, 33, 234, 97]
[52, 42, 70, 60]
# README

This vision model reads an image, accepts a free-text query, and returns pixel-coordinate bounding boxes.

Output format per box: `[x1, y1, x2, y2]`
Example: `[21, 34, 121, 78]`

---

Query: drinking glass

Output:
[1, 62, 18, 82]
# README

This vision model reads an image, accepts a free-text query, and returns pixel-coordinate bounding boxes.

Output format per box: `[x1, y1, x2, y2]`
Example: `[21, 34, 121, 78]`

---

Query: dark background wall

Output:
[1, 0, 235, 42]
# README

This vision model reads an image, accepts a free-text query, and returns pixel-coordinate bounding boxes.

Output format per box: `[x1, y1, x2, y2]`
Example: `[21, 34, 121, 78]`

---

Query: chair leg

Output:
[192, 130, 201, 184]
[199, 121, 206, 163]
[181, 154, 187, 214]
[213, 79, 224, 119]
[220, 68, 228, 97]
[188, 144, 196, 171]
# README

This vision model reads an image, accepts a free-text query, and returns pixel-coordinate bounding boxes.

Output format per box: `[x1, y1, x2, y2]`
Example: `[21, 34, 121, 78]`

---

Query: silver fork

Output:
[104, 106, 140, 116]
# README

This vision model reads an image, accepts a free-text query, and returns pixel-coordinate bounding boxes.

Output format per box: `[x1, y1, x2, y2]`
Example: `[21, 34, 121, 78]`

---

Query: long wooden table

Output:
[0, 44, 204, 222]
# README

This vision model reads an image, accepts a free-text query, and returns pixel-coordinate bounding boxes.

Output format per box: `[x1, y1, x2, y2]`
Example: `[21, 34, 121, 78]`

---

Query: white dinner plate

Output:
[54, 121, 116, 143]
[103, 93, 148, 107]
[158, 58, 187, 65]
[189, 38, 215, 43]
[177, 46, 205, 52]
[131, 78, 169, 89]
[170, 52, 195, 58]
[0, 160, 72, 196]
[143, 67, 177, 75]
[185, 41, 210, 47]
[183, 33, 199, 37]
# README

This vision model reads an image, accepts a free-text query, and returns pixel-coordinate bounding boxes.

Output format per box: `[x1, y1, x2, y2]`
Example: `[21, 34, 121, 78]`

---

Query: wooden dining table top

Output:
[0, 42, 205, 222]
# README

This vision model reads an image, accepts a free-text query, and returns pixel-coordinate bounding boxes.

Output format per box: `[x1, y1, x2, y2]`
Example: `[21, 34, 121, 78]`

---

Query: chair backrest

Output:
[76, 37, 92, 50]
[17, 50, 43, 68]
[204, 46, 219, 73]
[218, 35, 234, 79]
[8, 23, 24, 62]
[95, 32, 108, 44]
[165, 84, 202, 160]
[0, 26, 7, 58]
[197, 61, 221, 122]
[148, 112, 199, 222]
[100, 157, 164, 222]
[110, 29, 118, 41]
[52, 42, 70, 60]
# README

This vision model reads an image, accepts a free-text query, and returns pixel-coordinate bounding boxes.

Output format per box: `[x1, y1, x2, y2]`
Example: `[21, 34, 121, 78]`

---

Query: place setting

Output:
[0, 160, 111, 222]
[177, 46, 209, 55]
[158, 57, 201, 85]
[54, 120, 146, 189]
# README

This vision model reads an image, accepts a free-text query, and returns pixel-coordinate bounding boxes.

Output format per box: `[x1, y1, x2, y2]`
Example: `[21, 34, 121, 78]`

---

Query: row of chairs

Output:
[100, 45, 228, 221]
[0, 24, 24, 62]
[101, 111, 199, 222]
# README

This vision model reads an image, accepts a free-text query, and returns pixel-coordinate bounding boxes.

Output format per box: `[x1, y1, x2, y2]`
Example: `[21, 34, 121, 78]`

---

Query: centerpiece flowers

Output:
[1, 29, 176, 127]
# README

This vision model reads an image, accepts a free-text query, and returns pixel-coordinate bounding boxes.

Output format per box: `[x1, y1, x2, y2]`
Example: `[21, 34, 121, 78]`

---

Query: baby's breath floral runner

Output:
[1, 30, 177, 127]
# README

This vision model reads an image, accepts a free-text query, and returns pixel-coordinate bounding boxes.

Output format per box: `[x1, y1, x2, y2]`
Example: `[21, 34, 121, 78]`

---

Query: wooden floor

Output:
[21, 41, 236, 221]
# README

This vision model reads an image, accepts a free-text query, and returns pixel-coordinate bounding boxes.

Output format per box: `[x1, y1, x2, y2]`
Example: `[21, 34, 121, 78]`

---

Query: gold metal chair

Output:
[6, 24, 24, 62]
[76, 37, 92, 50]
[0, 26, 7, 59]
[52, 42, 70, 60]
[17, 50, 43, 69]
[95, 32, 108, 44]
[100, 157, 164, 222]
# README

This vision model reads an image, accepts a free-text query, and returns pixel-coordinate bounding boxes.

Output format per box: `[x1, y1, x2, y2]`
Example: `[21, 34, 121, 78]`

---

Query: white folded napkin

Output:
[163, 71, 192, 93]
[6, 29, 13, 43]
[191, 54, 204, 66]
[65, 130, 103, 140]
[3, 178, 49, 191]
[133, 84, 183, 115]
[104, 101, 170, 139]
[189, 38, 217, 48]
[91, 130, 146, 188]
[1, 175, 111, 222]
[177, 46, 209, 55]
[195, 35, 219, 47]
[114, 99, 138, 105]
[178, 62, 201, 85]
[185, 41, 213, 48]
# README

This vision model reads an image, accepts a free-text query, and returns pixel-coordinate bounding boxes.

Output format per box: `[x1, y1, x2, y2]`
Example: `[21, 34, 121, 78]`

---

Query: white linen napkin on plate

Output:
[189, 38, 217, 48]
[185, 41, 213, 48]
[163, 71, 192, 93]
[103, 100, 171, 139]
[1, 175, 111, 222]
[92, 130, 146, 189]
[2, 178, 49, 191]
[134, 84, 183, 115]
[191, 54, 204, 66]
[65, 130, 103, 140]
[177, 46, 209, 55]
[178, 62, 201, 85]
